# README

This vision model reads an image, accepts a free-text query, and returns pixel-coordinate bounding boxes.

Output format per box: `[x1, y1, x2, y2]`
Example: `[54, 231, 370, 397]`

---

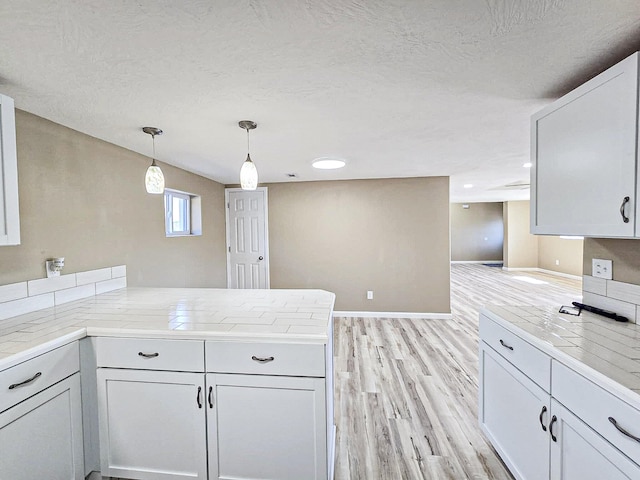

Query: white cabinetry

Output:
[0, 343, 83, 479]
[0, 93, 20, 246]
[479, 314, 640, 479]
[97, 368, 207, 480]
[549, 399, 640, 480]
[206, 340, 330, 480]
[96, 337, 334, 480]
[207, 373, 326, 480]
[479, 343, 550, 480]
[96, 337, 207, 480]
[531, 52, 639, 237]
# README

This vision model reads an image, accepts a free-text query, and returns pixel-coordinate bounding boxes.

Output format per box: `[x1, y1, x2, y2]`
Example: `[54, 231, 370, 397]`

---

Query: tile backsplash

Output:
[0, 265, 126, 321]
[583, 274, 640, 323]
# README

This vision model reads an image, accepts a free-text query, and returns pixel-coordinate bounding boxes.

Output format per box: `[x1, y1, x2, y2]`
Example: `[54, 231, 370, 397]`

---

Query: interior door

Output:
[226, 188, 269, 289]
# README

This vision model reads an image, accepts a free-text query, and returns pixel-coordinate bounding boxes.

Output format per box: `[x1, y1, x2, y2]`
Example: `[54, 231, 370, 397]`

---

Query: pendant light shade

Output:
[240, 154, 258, 190]
[142, 127, 165, 194]
[145, 159, 165, 194]
[239, 120, 258, 190]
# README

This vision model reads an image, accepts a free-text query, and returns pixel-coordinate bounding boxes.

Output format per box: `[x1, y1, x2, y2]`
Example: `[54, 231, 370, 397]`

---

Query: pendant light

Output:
[142, 127, 165, 194]
[239, 120, 258, 190]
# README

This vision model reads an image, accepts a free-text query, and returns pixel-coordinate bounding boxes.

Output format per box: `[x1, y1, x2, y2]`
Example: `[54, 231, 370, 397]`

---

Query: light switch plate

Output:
[592, 259, 613, 280]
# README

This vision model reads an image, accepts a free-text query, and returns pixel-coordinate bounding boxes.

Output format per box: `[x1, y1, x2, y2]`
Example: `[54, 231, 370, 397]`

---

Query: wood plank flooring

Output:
[333, 264, 582, 480]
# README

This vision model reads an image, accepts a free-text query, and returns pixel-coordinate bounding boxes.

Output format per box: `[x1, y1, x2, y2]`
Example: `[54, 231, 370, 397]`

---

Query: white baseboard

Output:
[333, 311, 452, 319]
[502, 267, 582, 280]
[451, 260, 503, 264]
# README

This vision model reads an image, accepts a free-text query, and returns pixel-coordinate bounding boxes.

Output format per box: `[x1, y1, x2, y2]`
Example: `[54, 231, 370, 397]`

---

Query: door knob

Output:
[258, 256, 264, 261]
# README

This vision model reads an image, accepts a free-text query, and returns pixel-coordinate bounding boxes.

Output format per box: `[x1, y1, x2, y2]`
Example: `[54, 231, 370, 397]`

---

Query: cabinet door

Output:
[207, 373, 327, 480]
[531, 52, 638, 237]
[479, 342, 550, 480]
[550, 399, 640, 480]
[0, 93, 20, 246]
[0, 373, 84, 479]
[97, 368, 207, 480]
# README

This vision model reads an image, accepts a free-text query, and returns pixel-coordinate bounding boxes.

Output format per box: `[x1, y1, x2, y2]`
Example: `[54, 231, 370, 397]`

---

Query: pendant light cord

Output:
[246, 128, 250, 155]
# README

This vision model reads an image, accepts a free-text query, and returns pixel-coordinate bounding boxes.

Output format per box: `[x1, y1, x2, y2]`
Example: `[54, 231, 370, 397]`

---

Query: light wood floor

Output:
[333, 263, 582, 480]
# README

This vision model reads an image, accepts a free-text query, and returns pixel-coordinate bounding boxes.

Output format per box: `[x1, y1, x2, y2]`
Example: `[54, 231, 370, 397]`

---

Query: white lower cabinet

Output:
[549, 399, 640, 480]
[0, 373, 84, 479]
[207, 373, 327, 480]
[96, 368, 208, 480]
[480, 314, 640, 480]
[95, 337, 333, 480]
[479, 342, 550, 480]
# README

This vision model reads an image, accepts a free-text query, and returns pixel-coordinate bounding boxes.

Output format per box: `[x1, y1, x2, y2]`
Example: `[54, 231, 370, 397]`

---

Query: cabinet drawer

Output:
[479, 315, 551, 391]
[553, 360, 640, 466]
[206, 342, 325, 377]
[0, 342, 79, 413]
[96, 337, 204, 372]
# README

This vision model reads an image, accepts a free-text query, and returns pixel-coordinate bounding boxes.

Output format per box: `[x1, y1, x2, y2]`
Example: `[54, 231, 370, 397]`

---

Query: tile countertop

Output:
[482, 305, 640, 407]
[0, 287, 335, 371]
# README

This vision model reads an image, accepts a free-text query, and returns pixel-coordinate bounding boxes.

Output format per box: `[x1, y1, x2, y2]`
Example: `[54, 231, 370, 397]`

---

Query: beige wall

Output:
[451, 202, 503, 261]
[503, 200, 583, 276]
[0, 110, 227, 287]
[503, 200, 538, 268]
[266, 177, 451, 313]
[538, 236, 583, 276]
[583, 238, 640, 283]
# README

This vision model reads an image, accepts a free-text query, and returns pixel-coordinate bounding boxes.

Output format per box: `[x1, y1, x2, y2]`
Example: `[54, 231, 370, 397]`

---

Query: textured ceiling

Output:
[0, 1, 639, 201]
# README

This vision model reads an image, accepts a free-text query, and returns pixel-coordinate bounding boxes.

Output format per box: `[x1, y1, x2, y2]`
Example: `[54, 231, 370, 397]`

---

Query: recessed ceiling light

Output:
[463, 184, 473, 189]
[312, 157, 346, 169]
[523, 162, 533, 168]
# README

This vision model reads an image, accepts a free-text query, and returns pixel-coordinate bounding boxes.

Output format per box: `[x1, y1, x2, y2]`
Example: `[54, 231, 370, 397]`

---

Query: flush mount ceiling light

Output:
[463, 184, 473, 189]
[239, 120, 258, 190]
[142, 127, 165, 194]
[523, 162, 533, 168]
[312, 157, 346, 170]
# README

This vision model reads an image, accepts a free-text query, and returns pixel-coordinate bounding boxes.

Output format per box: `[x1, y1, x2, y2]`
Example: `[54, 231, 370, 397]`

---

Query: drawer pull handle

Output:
[620, 196, 630, 223]
[609, 417, 640, 443]
[251, 355, 275, 363]
[8, 371, 42, 390]
[197, 386, 203, 409]
[539, 405, 548, 432]
[138, 352, 159, 358]
[499, 339, 514, 351]
[549, 415, 558, 442]
[208, 386, 214, 408]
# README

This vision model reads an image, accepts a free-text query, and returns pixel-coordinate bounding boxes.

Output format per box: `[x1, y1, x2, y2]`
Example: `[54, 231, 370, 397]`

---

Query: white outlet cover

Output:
[592, 258, 613, 280]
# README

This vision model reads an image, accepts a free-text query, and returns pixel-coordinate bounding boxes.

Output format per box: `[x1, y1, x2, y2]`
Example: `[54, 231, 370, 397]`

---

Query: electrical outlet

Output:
[555, 259, 560, 266]
[592, 258, 613, 280]
[367, 290, 373, 300]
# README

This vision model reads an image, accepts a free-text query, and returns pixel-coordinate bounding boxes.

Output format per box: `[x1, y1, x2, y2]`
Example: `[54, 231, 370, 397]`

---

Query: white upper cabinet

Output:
[531, 52, 639, 237]
[0, 93, 20, 245]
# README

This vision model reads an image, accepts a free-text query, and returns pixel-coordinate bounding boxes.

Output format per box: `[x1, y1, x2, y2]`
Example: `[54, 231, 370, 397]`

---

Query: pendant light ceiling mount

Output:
[142, 126, 163, 137]
[142, 126, 165, 194]
[239, 120, 259, 191]
[238, 120, 257, 131]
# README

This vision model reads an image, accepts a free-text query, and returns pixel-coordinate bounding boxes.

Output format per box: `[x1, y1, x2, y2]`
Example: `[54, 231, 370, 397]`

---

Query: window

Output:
[164, 189, 202, 237]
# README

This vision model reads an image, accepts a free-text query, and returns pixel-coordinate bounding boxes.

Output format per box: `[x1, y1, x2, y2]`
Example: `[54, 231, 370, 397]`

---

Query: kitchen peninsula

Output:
[0, 286, 336, 480]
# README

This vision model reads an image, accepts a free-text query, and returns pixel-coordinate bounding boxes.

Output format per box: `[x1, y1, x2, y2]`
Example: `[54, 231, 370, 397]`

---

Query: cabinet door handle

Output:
[539, 405, 548, 432]
[620, 196, 630, 223]
[208, 386, 214, 408]
[251, 355, 275, 363]
[8, 371, 42, 390]
[499, 339, 514, 351]
[138, 352, 159, 358]
[549, 415, 558, 442]
[608, 417, 640, 443]
[197, 386, 203, 408]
